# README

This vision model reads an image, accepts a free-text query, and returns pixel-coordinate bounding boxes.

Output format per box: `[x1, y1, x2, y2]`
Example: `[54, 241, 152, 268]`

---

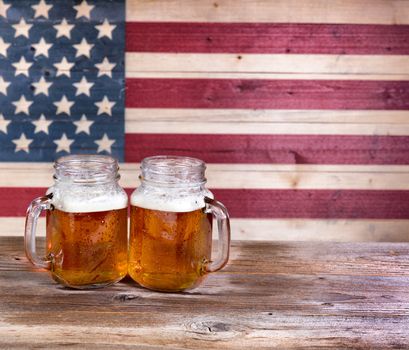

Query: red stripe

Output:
[2, 187, 46, 217]
[126, 22, 409, 55]
[212, 189, 409, 219]
[4, 187, 409, 219]
[125, 134, 409, 165]
[126, 79, 409, 110]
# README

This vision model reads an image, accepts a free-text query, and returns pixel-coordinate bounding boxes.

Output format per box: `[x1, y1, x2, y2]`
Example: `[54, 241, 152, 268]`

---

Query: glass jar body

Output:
[129, 181, 214, 292]
[128, 155, 230, 293]
[47, 180, 128, 289]
[25, 155, 128, 289]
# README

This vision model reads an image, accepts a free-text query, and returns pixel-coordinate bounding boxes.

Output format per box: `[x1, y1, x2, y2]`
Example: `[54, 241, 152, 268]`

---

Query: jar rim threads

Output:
[54, 154, 120, 184]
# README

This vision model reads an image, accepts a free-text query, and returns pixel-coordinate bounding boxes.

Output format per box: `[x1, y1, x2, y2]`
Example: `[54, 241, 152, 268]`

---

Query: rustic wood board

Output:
[1, 237, 409, 349]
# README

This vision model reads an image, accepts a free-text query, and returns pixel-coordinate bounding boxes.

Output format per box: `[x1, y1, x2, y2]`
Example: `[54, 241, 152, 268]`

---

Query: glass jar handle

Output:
[205, 196, 231, 272]
[24, 195, 52, 269]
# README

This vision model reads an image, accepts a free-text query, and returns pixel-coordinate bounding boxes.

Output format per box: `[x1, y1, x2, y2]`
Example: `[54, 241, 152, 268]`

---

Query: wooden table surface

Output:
[1, 237, 409, 349]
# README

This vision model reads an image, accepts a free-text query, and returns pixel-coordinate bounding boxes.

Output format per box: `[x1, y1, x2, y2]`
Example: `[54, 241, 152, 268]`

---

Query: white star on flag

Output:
[74, 115, 94, 135]
[32, 76, 52, 96]
[74, 0, 94, 19]
[0, 0, 10, 18]
[0, 76, 10, 95]
[96, 57, 115, 78]
[32, 0, 53, 19]
[12, 57, 32, 77]
[95, 96, 115, 116]
[73, 38, 94, 58]
[73, 76, 94, 96]
[12, 18, 33, 38]
[0, 1, 123, 160]
[0, 37, 10, 57]
[0, 114, 10, 133]
[54, 95, 74, 115]
[12, 96, 33, 115]
[13, 133, 33, 153]
[54, 57, 74, 77]
[32, 114, 52, 134]
[96, 19, 116, 39]
[54, 133, 74, 153]
[95, 133, 115, 153]
[32, 37, 53, 58]
[54, 18, 74, 39]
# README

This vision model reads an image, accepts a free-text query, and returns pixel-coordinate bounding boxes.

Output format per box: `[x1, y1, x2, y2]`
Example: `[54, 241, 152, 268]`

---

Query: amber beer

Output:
[46, 207, 128, 288]
[129, 205, 213, 291]
[24, 154, 129, 289]
[128, 155, 230, 292]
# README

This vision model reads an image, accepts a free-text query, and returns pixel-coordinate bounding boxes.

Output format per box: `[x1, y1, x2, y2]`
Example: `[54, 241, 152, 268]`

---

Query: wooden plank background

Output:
[121, 0, 409, 242]
[1, 0, 409, 242]
[2, 237, 409, 348]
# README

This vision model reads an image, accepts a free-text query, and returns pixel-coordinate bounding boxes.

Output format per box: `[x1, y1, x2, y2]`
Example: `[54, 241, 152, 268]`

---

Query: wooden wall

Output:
[1, 0, 408, 241]
[123, 0, 409, 242]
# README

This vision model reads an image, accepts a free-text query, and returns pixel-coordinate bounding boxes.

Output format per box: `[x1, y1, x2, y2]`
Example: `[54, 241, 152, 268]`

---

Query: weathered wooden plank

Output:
[3, 187, 409, 219]
[125, 79, 409, 110]
[212, 189, 409, 219]
[1, 238, 409, 348]
[2, 238, 409, 277]
[127, 120, 409, 136]
[127, 109, 409, 125]
[125, 134, 409, 165]
[3, 217, 409, 242]
[126, 53, 409, 78]
[2, 163, 409, 190]
[126, 0, 409, 25]
[126, 23, 409, 55]
[129, 71, 409, 81]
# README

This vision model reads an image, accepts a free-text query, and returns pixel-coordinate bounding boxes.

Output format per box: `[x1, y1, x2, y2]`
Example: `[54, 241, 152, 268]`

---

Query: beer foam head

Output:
[130, 189, 213, 213]
[132, 155, 212, 212]
[49, 186, 128, 213]
[49, 154, 128, 213]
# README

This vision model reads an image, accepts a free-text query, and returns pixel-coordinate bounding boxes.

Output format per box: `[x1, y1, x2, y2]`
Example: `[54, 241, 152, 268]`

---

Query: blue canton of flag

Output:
[0, 0, 125, 161]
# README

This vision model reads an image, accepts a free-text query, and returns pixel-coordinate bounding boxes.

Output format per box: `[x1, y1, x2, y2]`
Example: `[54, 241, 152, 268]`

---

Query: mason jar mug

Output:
[128, 156, 231, 292]
[24, 155, 128, 289]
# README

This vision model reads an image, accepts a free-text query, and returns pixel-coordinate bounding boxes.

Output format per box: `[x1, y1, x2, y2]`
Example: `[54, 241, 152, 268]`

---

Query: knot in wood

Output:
[187, 318, 240, 340]
[113, 293, 139, 302]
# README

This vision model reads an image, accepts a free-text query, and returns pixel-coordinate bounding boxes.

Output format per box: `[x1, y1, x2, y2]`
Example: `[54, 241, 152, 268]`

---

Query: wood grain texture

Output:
[129, 71, 409, 81]
[126, 108, 409, 137]
[1, 237, 409, 348]
[126, 53, 409, 80]
[126, 0, 409, 25]
[127, 117, 409, 136]
[125, 134, 409, 165]
[127, 22, 409, 54]
[212, 189, 409, 219]
[3, 163, 409, 190]
[127, 109, 409, 125]
[126, 108, 409, 136]
[126, 78, 409, 110]
[3, 217, 409, 242]
[3, 187, 409, 219]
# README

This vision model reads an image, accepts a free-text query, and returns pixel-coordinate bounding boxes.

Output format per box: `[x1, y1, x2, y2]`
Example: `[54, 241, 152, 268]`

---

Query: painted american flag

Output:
[0, 0, 124, 161]
[1, 0, 409, 241]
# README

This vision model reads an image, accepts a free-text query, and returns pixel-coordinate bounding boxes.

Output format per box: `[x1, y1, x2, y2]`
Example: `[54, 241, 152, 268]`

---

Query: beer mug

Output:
[129, 156, 231, 292]
[24, 155, 128, 289]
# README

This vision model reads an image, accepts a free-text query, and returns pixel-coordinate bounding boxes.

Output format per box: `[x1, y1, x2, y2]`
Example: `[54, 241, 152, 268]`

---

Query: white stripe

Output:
[127, 121, 409, 136]
[230, 219, 409, 242]
[6, 217, 409, 242]
[129, 71, 409, 81]
[125, 109, 409, 136]
[127, 109, 409, 124]
[126, 53, 409, 78]
[126, 0, 409, 25]
[1, 163, 409, 190]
